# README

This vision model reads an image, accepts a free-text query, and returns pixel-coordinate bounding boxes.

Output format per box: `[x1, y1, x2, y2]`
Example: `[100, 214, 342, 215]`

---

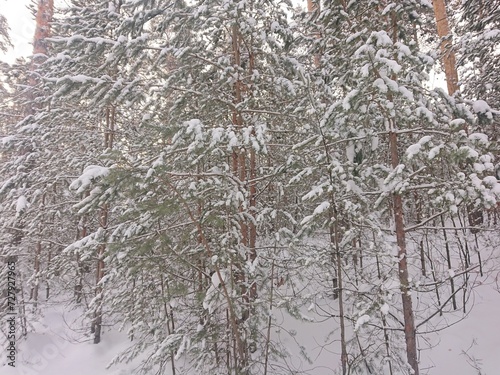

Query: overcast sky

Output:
[1, 0, 35, 63]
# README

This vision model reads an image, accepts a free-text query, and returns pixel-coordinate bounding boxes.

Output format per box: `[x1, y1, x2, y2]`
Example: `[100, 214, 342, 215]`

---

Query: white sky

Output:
[1, 0, 34, 63]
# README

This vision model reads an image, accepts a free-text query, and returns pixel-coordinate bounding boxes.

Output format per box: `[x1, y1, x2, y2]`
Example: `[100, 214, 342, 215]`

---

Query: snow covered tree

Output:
[457, 0, 500, 136]
[2, 1, 499, 374]
[0, 0, 56, 323]
[35, 0, 311, 373]
[36, 0, 134, 343]
[0, 14, 11, 54]
[289, 1, 500, 374]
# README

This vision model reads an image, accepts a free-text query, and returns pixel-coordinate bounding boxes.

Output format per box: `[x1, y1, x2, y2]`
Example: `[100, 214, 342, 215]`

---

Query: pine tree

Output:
[457, 0, 500, 136]
[290, 0, 499, 374]
[37, 0, 308, 373]
[0, 13, 11, 54]
[2, 1, 499, 374]
[432, 0, 459, 95]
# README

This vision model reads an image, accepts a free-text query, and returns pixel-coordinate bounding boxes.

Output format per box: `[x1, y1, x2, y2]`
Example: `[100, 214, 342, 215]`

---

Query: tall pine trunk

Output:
[389, 12, 419, 375]
[92, 106, 114, 344]
[432, 0, 459, 95]
[307, 0, 320, 67]
[30, 0, 54, 98]
[389, 125, 419, 375]
[28, 0, 54, 310]
[230, 23, 250, 370]
[33, 0, 54, 55]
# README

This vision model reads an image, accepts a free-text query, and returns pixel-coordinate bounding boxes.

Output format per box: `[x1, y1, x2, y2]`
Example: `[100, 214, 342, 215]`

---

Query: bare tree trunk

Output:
[319, 185, 347, 374]
[93, 106, 114, 344]
[93, 246, 105, 343]
[46, 251, 51, 299]
[419, 240, 426, 277]
[230, 20, 260, 371]
[432, 0, 459, 96]
[160, 275, 176, 375]
[19, 271, 28, 337]
[332, 213, 348, 375]
[33, 0, 54, 55]
[75, 214, 88, 303]
[425, 234, 442, 315]
[93, 208, 107, 344]
[263, 260, 275, 375]
[389, 126, 419, 375]
[387, 11, 419, 373]
[441, 215, 457, 310]
[455, 212, 471, 314]
[382, 314, 394, 375]
[307, 0, 320, 67]
[247, 44, 257, 307]
[231, 27, 248, 366]
[28, 0, 54, 112]
[31, 241, 41, 310]
[24, 1, 54, 312]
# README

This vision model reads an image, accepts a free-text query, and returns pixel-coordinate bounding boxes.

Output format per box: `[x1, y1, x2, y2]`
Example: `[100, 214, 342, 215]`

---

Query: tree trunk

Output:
[307, 0, 320, 67]
[93, 207, 107, 344]
[441, 215, 457, 310]
[93, 106, 114, 344]
[230, 23, 250, 370]
[432, 0, 459, 95]
[31, 241, 41, 310]
[29, 0, 54, 105]
[248, 44, 257, 306]
[331, 210, 348, 375]
[389, 125, 419, 375]
[27, 0, 54, 307]
[387, 11, 419, 373]
[33, 0, 54, 55]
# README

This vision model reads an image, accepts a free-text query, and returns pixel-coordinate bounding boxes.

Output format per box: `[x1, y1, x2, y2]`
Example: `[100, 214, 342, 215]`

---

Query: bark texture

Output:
[307, 0, 320, 67]
[390, 127, 419, 375]
[33, 0, 54, 56]
[432, 0, 459, 95]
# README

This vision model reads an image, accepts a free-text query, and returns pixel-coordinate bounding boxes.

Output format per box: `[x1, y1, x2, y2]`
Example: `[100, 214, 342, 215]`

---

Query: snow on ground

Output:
[2, 274, 499, 375]
[2, 304, 142, 375]
[420, 273, 500, 375]
[2, 244, 500, 375]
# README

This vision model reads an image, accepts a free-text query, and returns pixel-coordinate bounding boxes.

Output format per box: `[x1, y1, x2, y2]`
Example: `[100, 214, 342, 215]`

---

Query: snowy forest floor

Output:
[2, 246, 500, 375]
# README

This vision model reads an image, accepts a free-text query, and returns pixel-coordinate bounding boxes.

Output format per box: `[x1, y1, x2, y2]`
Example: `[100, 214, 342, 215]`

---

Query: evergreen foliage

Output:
[0, 0, 499, 374]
